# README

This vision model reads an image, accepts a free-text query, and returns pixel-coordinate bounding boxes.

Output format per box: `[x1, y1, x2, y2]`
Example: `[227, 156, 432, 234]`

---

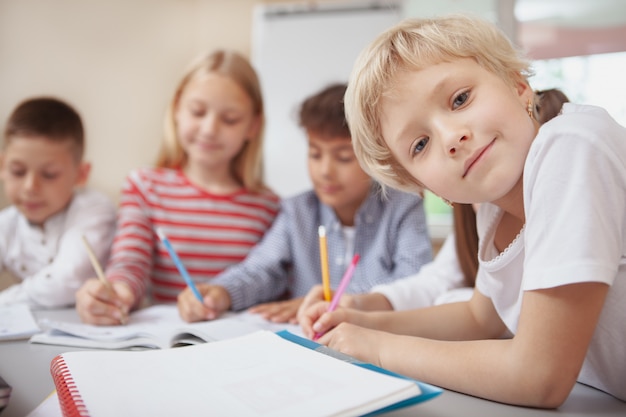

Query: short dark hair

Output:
[298, 83, 351, 139]
[3, 97, 85, 160]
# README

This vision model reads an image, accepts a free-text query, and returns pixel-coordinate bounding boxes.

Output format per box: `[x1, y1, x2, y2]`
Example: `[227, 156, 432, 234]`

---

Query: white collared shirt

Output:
[0, 188, 116, 309]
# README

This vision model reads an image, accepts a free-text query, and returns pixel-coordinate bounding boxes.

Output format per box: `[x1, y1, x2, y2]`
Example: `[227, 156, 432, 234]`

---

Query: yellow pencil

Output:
[318, 226, 331, 301]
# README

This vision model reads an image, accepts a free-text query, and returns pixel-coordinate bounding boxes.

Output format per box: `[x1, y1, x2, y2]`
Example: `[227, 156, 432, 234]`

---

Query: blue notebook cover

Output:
[276, 330, 442, 415]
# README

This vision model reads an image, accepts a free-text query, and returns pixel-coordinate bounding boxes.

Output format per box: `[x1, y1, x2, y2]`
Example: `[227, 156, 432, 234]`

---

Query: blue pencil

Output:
[155, 227, 203, 303]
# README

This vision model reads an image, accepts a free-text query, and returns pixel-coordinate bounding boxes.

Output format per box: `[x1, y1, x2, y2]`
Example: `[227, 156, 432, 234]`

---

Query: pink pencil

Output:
[313, 253, 360, 340]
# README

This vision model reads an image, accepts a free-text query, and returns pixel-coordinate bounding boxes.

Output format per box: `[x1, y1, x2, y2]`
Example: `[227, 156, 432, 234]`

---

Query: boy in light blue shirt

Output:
[177, 84, 432, 323]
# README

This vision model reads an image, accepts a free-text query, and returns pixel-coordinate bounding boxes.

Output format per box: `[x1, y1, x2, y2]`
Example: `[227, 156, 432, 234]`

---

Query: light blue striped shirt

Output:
[211, 183, 433, 310]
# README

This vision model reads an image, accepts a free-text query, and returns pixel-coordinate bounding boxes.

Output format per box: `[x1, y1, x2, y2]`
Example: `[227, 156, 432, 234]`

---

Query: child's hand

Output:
[177, 284, 231, 322]
[75, 279, 133, 325]
[300, 301, 372, 340]
[317, 322, 387, 367]
[298, 300, 345, 339]
[296, 285, 356, 324]
[248, 297, 304, 324]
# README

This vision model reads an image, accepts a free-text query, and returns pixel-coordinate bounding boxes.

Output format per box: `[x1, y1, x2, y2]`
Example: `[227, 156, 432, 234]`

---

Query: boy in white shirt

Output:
[0, 97, 116, 308]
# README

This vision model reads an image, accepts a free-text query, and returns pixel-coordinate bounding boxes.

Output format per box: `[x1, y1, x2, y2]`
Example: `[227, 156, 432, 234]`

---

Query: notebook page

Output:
[33, 305, 301, 349]
[60, 330, 419, 417]
[34, 305, 185, 348]
[0, 303, 40, 341]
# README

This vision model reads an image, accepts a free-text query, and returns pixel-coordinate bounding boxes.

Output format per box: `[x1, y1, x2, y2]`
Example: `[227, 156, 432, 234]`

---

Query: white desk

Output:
[1, 309, 625, 417]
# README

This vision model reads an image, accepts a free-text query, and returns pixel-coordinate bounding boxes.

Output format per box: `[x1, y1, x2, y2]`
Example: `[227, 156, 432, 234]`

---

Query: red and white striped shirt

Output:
[105, 168, 280, 305]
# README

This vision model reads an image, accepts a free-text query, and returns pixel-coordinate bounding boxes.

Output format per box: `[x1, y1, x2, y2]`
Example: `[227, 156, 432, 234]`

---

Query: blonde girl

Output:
[76, 50, 280, 325]
[305, 15, 626, 408]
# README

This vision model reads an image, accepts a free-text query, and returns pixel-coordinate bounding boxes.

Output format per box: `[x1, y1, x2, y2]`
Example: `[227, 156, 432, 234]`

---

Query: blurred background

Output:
[1, 0, 625, 241]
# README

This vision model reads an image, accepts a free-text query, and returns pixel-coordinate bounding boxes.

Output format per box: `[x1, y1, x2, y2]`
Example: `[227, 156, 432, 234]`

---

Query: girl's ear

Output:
[513, 73, 533, 101]
[75, 161, 91, 187]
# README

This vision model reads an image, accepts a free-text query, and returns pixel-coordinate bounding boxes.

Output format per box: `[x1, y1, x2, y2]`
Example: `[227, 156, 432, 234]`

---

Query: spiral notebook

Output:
[50, 330, 441, 417]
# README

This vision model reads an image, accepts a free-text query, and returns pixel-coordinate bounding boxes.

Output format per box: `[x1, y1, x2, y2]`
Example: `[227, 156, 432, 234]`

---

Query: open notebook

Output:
[51, 330, 441, 417]
[0, 303, 40, 341]
[30, 305, 301, 349]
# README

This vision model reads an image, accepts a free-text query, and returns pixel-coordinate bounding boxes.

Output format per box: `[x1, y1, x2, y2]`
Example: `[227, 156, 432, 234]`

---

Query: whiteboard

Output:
[251, 1, 402, 198]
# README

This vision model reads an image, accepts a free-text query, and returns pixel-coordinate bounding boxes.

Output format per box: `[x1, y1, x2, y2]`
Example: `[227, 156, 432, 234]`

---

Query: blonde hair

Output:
[345, 14, 533, 194]
[155, 49, 267, 192]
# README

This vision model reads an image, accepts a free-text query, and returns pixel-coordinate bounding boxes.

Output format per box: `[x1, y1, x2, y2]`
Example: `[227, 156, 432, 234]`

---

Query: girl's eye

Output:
[452, 91, 469, 109]
[222, 116, 241, 125]
[10, 169, 26, 178]
[42, 172, 60, 180]
[190, 109, 205, 117]
[411, 137, 429, 156]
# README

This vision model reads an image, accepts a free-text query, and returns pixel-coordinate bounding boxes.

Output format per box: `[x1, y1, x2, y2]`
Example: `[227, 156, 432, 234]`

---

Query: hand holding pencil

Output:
[313, 253, 360, 340]
[155, 228, 233, 323]
[76, 235, 131, 325]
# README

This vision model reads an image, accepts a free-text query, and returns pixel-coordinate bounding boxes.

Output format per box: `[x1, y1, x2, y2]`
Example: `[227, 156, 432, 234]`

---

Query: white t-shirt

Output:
[0, 188, 116, 309]
[371, 233, 471, 310]
[476, 103, 626, 401]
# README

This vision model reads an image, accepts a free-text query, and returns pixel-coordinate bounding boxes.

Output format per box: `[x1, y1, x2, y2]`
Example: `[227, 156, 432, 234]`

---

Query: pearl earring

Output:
[527, 99, 536, 120]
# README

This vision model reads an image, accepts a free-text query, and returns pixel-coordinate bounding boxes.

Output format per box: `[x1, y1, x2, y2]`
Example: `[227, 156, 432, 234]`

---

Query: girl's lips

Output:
[463, 139, 495, 178]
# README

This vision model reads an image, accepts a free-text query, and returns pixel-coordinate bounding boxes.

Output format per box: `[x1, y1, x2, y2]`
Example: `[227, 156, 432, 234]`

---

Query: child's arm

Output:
[296, 284, 391, 327]
[298, 233, 466, 328]
[369, 233, 468, 310]
[206, 209, 293, 310]
[177, 208, 292, 322]
[315, 282, 607, 408]
[102, 172, 155, 309]
[302, 288, 500, 340]
[0, 190, 116, 308]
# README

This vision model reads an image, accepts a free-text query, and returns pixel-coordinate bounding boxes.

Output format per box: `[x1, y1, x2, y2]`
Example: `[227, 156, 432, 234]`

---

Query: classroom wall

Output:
[0, 0, 498, 208]
[0, 0, 264, 206]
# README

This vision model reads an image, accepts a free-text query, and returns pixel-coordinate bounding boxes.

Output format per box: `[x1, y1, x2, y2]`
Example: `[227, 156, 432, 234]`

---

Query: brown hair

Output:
[453, 203, 478, 287]
[3, 97, 85, 160]
[535, 88, 569, 124]
[299, 83, 351, 139]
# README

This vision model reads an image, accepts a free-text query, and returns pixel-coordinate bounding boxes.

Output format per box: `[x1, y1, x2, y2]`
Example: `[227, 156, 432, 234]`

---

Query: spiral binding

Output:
[50, 355, 90, 417]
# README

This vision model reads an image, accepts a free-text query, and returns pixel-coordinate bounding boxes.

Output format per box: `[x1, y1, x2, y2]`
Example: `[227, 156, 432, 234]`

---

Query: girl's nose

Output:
[448, 135, 467, 155]
[200, 114, 219, 135]
[432, 114, 470, 157]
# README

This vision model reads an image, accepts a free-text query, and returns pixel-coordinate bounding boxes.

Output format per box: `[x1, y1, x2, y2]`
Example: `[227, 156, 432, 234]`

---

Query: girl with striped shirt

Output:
[76, 50, 280, 325]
